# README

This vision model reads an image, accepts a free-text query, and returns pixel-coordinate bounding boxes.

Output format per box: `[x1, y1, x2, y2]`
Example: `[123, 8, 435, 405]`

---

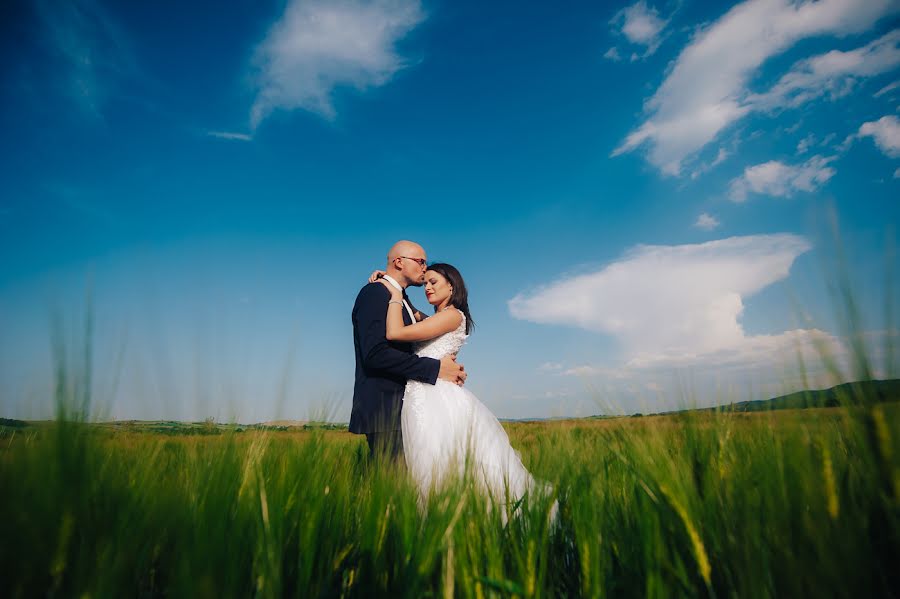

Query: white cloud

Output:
[611, 1, 670, 59]
[537, 362, 564, 373]
[875, 79, 900, 97]
[711, 147, 730, 167]
[784, 121, 803, 134]
[894, 167, 900, 178]
[546, 326, 851, 411]
[603, 46, 622, 61]
[728, 155, 836, 202]
[207, 131, 253, 142]
[509, 234, 812, 366]
[562, 365, 632, 379]
[690, 147, 731, 178]
[837, 133, 857, 153]
[612, 0, 898, 175]
[747, 29, 900, 110]
[249, 0, 426, 127]
[797, 133, 816, 154]
[858, 115, 900, 157]
[624, 327, 843, 369]
[694, 212, 720, 230]
[562, 365, 601, 377]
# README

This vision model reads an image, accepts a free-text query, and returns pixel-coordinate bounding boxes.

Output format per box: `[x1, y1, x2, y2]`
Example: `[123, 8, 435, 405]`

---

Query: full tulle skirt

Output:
[402, 379, 552, 511]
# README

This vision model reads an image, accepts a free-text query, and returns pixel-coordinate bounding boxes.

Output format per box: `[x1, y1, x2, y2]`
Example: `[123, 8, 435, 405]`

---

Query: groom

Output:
[351, 240, 466, 459]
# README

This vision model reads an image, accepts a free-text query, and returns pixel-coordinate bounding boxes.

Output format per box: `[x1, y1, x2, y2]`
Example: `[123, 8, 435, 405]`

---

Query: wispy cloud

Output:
[551, 324, 850, 408]
[207, 130, 254, 142]
[34, 0, 137, 116]
[728, 156, 836, 202]
[603, 46, 622, 62]
[509, 234, 813, 367]
[858, 115, 900, 158]
[797, 133, 816, 154]
[690, 147, 730, 179]
[694, 212, 720, 230]
[612, 0, 898, 175]
[249, 0, 426, 128]
[874, 79, 900, 98]
[746, 29, 900, 110]
[624, 327, 843, 370]
[608, 1, 672, 61]
[562, 365, 632, 378]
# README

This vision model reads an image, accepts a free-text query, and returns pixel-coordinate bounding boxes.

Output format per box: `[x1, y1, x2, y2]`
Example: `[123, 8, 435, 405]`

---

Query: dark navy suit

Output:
[350, 282, 440, 447]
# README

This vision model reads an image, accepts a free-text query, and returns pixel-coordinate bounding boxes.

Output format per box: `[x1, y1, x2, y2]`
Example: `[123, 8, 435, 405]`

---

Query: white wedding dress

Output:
[402, 313, 552, 511]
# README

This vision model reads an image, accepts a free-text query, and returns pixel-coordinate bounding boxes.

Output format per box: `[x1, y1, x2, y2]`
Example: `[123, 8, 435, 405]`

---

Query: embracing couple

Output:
[351, 240, 550, 508]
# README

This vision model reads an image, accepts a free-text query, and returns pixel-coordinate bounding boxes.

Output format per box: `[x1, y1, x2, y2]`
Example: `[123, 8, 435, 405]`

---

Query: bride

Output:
[372, 263, 554, 514]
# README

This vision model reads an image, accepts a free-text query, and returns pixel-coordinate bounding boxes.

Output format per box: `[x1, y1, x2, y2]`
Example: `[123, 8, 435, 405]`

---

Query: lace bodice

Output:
[414, 311, 467, 359]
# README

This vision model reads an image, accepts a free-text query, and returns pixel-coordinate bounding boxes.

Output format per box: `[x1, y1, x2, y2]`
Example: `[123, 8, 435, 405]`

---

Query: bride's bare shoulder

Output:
[421, 307, 462, 333]
[438, 306, 463, 326]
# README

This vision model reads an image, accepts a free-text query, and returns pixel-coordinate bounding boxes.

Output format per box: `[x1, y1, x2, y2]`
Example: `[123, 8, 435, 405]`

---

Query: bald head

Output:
[387, 240, 425, 262]
[386, 240, 428, 287]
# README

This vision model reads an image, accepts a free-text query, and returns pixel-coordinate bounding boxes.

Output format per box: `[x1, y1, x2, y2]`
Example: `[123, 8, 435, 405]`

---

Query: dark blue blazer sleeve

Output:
[355, 283, 440, 384]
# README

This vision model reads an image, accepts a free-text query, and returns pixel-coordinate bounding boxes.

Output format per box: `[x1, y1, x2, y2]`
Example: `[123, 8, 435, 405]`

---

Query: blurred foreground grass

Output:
[2, 397, 898, 598]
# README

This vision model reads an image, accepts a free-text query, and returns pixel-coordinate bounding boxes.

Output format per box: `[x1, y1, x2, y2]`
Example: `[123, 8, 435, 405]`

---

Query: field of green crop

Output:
[2, 392, 898, 598]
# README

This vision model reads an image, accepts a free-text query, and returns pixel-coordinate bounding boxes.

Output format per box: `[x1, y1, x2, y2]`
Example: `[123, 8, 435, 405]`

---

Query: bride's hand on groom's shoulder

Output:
[375, 278, 402, 300]
[368, 269, 386, 283]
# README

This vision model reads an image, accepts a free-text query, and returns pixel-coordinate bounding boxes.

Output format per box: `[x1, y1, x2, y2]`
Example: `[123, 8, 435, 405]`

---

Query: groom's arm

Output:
[355, 284, 440, 384]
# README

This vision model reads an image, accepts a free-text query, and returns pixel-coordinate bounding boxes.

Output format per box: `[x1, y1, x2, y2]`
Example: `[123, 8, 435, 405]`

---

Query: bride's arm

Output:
[367, 269, 425, 322]
[376, 279, 462, 341]
[386, 305, 462, 342]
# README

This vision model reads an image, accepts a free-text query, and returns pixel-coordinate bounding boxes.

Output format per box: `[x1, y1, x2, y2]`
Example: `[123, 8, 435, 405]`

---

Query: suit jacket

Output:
[350, 282, 440, 434]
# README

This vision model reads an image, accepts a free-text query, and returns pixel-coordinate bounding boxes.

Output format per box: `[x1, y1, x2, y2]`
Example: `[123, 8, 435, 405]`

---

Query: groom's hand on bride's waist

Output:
[438, 355, 466, 386]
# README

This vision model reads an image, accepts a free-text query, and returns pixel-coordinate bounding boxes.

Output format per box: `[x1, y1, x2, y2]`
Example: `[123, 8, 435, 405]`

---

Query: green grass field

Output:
[2, 394, 898, 598]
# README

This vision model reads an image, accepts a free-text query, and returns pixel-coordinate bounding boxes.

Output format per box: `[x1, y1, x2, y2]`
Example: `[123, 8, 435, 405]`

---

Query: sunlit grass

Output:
[2, 396, 898, 597]
[2, 223, 898, 596]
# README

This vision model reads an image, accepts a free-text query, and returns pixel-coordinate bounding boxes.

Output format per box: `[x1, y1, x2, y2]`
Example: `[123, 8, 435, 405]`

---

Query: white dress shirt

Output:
[381, 275, 417, 324]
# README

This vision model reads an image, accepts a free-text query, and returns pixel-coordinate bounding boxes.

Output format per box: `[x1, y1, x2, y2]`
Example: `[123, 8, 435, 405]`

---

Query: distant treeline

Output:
[4, 380, 898, 431]
[102, 420, 349, 435]
[0, 419, 349, 436]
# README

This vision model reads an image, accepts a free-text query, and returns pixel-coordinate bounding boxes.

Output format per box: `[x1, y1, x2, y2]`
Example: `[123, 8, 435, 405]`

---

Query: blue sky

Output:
[1, 0, 899, 422]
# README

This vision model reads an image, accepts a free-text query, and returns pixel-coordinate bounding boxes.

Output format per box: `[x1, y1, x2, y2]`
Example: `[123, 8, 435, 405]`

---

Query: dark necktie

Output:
[401, 292, 412, 324]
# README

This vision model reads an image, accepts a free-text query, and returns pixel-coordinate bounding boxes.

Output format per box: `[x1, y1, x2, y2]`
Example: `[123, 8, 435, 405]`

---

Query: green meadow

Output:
[2, 393, 898, 598]
[3, 249, 898, 597]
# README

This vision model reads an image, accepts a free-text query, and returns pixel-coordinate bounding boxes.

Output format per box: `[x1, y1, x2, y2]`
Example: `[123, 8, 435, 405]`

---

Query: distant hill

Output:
[690, 379, 900, 414]
[4, 381, 898, 432]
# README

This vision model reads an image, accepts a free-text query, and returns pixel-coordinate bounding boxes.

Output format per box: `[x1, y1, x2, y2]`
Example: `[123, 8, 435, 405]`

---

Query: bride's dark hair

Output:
[428, 262, 474, 334]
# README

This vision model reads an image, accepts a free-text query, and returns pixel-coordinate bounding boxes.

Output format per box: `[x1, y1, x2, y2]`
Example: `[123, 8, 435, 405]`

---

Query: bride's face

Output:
[424, 270, 452, 307]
